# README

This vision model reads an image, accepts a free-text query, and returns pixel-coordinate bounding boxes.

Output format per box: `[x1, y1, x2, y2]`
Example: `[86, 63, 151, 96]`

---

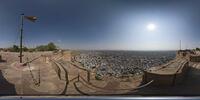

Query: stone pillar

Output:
[45, 57, 49, 63]
[87, 71, 90, 83]
[78, 73, 80, 82]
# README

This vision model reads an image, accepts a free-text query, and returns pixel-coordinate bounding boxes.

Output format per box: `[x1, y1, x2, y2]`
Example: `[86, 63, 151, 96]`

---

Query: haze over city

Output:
[0, 0, 200, 50]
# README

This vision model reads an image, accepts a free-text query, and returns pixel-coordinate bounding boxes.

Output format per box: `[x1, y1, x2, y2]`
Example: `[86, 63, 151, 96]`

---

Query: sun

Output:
[147, 23, 156, 31]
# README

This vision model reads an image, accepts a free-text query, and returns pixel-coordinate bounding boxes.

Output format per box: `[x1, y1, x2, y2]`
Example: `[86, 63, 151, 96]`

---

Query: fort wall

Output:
[144, 61, 189, 86]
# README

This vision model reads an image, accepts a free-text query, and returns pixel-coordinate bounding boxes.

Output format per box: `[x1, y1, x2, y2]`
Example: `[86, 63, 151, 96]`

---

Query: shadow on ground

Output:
[0, 70, 16, 95]
[128, 66, 200, 96]
[0, 59, 6, 63]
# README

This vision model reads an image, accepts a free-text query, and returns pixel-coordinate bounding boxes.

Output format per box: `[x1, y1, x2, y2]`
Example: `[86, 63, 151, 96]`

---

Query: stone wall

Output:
[51, 61, 62, 80]
[189, 55, 200, 62]
[172, 62, 189, 85]
[143, 61, 189, 87]
[176, 50, 194, 60]
[143, 72, 174, 86]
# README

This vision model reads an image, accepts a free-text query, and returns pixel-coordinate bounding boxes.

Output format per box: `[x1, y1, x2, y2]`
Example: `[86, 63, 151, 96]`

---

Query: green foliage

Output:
[36, 42, 57, 51]
[196, 48, 200, 51]
[47, 42, 57, 51]
[35, 45, 46, 51]
[9, 45, 28, 52]
[12, 45, 19, 52]
[28, 48, 36, 52]
[95, 74, 102, 80]
[23, 46, 28, 52]
[7, 42, 57, 52]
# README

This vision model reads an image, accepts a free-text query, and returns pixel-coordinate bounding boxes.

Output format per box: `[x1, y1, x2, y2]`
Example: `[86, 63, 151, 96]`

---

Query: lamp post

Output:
[19, 13, 24, 63]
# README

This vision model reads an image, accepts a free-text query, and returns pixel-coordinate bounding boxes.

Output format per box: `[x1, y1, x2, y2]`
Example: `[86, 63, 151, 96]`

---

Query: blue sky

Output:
[0, 0, 200, 50]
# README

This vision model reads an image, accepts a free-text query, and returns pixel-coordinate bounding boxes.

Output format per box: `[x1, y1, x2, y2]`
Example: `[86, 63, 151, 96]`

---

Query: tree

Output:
[23, 46, 28, 52]
[8, 45, 30, 52]
[36, 45, 46, 51]
[47, 42, 57, 51]
[196, 48, 200, 51]
[28, 48, 36, 52]
[10, 45, 19, 52]
[35, 42, 57, 51]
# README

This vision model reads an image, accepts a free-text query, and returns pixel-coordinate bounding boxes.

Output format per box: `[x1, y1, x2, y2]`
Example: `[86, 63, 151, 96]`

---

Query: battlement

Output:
[175, 50, 200, 62]
[176, 50, 194, 58]
[189, 55, 200, 62]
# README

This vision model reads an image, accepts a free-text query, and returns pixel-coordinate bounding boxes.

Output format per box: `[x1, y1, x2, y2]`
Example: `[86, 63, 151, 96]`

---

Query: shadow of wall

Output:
[0, 70, 16, 95]
[128, 63, 200, 96]
[142, 62, 189, 87]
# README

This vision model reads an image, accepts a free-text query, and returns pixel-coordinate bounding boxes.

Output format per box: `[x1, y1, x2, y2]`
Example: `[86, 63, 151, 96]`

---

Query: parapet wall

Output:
[189, 55, 200, 62]
[51, 60, 62, 80]
[143, 61, 189, 86]
[172, 61, 189, 85]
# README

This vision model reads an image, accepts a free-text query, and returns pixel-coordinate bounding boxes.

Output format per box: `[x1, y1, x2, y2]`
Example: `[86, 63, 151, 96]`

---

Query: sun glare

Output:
[147, 23, 156, 31]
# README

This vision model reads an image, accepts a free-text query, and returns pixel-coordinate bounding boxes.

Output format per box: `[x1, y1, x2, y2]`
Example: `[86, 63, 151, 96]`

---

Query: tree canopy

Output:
[9, 45, 29, 52]
[8, 42, 58, 52]
[35, 42, 57, 51]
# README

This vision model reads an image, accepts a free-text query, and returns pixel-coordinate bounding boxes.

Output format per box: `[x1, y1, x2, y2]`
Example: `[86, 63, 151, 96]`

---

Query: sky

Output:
[0, 0, 200, 50]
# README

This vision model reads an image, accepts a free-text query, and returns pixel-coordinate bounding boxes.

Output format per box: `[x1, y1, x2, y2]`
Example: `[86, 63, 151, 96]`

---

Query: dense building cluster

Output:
[73, 51, 176, 78]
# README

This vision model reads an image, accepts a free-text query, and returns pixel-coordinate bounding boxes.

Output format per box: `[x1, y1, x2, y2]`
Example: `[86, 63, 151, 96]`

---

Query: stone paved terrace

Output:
[148, 58, 188, 75]
[0, 50, 200, 96]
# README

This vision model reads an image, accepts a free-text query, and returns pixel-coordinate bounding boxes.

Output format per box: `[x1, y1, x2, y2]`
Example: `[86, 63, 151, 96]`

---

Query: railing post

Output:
[78, 73, 80, 82]
[87, 70, 90, 83]
[38, 66, 40, 86]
